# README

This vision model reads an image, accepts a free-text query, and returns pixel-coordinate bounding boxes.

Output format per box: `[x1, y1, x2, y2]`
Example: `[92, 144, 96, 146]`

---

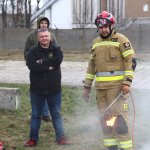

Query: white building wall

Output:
[42, 0, 72, 29]
[41, 0, 99, 29]
[51, 0, 73, 29]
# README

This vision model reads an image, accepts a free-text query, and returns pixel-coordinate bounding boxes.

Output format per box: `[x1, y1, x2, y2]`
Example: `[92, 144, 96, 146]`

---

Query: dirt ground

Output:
[0, 51, 90, 62]
[0, 50, 150, 62]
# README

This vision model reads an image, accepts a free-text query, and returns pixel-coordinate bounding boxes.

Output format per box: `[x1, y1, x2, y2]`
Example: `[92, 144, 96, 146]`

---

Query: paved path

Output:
[0, 60, 150, 89]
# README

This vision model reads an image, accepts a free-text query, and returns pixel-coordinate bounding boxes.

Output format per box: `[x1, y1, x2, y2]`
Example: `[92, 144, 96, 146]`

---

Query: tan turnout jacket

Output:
[84, 30, 135, 89]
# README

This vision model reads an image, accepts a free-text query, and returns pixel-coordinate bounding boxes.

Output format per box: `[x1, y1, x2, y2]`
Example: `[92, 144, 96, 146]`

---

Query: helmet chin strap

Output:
[100, 25, 113, 39]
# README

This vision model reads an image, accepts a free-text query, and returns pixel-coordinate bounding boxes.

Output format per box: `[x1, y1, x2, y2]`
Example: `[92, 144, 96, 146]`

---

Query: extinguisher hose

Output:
[129, 91, 136, 147]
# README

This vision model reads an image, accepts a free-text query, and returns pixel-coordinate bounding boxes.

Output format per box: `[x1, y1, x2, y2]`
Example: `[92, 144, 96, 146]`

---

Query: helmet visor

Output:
[96, 18, 110, 27]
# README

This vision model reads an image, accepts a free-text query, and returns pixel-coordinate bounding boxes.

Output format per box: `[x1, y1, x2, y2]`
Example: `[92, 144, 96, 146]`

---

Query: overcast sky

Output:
[31, 0, 43, 7]
[31, 0, 37, 5]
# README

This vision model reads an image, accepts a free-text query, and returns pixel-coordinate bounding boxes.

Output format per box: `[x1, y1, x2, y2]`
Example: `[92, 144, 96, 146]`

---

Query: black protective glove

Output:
[83, 87, 91, 102]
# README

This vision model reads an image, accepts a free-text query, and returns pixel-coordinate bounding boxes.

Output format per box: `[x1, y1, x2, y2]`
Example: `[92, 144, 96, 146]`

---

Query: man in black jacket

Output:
[24, 28, 69, 147]
[24, 16, 57, 122]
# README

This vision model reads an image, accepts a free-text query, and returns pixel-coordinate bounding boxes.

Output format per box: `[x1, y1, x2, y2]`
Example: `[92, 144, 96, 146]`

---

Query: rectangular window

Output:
[73, 0, 97, 28]
[143, 4, 148, 12]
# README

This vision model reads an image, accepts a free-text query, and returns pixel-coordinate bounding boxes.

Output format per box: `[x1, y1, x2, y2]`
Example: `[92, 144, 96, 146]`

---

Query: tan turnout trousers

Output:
[96, 87, 133, 150]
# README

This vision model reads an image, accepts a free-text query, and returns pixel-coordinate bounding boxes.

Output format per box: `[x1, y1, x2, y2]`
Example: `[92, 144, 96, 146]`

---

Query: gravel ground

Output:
[0, 60, 150, 89]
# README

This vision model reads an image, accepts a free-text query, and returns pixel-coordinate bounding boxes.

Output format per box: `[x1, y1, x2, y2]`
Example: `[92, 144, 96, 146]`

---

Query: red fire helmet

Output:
[95, 11, 115, 27]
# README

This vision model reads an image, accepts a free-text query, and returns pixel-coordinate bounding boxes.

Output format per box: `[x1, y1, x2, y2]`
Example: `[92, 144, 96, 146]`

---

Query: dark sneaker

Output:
[41, 116, 51, 122]
[24, 138, 37, 147]
[57, 136, 70, 145]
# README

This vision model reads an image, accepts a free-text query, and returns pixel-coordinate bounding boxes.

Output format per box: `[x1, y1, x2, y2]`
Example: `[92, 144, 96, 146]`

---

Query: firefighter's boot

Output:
[108, 145, 118, 150]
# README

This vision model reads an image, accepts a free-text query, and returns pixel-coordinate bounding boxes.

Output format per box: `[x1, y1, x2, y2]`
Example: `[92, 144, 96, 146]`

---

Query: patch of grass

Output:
[0, 83, 102, 150]
[0, 51, 24, 61]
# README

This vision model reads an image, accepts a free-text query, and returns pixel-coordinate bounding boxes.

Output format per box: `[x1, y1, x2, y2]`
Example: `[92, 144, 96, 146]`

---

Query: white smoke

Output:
[130, 88, 150, 150]
[66, 87, 150, 149]
[141, 143, 150, 150]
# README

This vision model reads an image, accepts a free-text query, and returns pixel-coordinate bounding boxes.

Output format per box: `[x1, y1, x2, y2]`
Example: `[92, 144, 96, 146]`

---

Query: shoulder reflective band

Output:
[122, 49, 134, 57]
[125, 70, 134, 77]
[85, 73, 95, 80]
[92, 41, 120, 49]
[119, 140, 132, 149]
[96, 71, 125, 77]
[96, 75, 124, 81]
[103, 138, 118, 147]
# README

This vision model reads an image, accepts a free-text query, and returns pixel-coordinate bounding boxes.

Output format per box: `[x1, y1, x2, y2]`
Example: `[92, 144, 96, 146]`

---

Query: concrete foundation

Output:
[0, 87, 20, 110]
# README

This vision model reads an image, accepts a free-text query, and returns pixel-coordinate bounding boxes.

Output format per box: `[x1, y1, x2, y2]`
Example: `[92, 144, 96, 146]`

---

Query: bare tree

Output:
[73, 0, 95, 29]
[24, 0, 31, 28]
[72, 0, 96, 50]
[15, 0, 24, 27]
[10, 0, 16, 27]
[0, 0, 31, 28]
[1, 0, 8, 27]
[10, 0, 24, 28]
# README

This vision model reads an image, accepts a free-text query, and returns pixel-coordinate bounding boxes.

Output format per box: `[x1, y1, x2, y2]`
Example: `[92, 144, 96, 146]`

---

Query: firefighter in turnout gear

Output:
[83, 11, 136, 150]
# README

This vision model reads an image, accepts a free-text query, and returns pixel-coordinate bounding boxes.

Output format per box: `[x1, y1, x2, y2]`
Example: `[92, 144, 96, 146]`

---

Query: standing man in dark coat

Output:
[24, 28, 69, 147]
[24, 16, 57, 122]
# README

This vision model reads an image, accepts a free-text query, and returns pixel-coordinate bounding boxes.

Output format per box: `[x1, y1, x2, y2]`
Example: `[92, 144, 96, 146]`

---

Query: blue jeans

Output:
[29, 92, 64, 142]
[42, 101, 49, 116]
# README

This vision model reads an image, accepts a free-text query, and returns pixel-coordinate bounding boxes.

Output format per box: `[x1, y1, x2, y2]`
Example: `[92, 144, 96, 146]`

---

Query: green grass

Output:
[0, 83, 102, 150]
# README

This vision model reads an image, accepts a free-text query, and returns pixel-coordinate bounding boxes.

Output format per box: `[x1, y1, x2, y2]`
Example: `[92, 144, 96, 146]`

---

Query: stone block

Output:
[0, 87, 21, 110]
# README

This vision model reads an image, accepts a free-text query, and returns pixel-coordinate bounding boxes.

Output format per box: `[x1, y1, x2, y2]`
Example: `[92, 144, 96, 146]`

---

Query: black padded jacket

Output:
[26, 44, 63, 94]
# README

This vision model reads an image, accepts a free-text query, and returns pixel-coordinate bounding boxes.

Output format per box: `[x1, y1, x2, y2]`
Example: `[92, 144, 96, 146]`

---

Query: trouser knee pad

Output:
[100, 117, 113, 133]
[114, 115, 128, 134]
